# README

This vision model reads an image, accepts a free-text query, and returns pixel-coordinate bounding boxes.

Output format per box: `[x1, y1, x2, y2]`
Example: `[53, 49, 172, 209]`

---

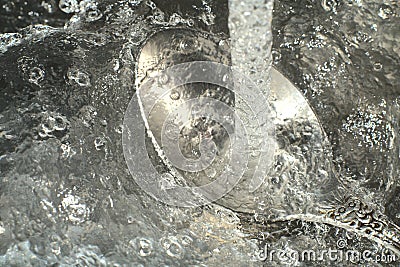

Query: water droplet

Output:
[59, 0, 79, 13]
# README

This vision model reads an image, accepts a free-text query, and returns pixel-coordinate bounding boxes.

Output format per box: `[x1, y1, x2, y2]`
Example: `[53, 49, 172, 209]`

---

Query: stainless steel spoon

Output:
[133, 26, 400, 255]
[136, 27, 337, 214]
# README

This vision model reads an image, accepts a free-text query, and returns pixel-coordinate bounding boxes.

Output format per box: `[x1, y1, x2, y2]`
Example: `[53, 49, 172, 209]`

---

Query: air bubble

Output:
[138, 238, 153, 257]
[158, 73, 169, 85]
[271, 177, 280, 184]
[59, 0, 79, 14]
[38, 113, 69, 138]
[152, 10, 166, 25]
[129, 0, 142, 6]
[94, 137, 106, 150]
[179, 39, 199, 53]
[222, 74, 229, 83]
[179, 235, 193, 246]
[215, 208, 240, 224]
[67, 68, 91, 87]
[54, 116, 68, 131]
[160, 237, 184, 259]
[170, 90, 180, 100]
[146, 0, 157, 10]
[321, 0, 340, 12]
[60, 193, 90, 224]
[86, 34, 108, 46]
[169, 14, 183, 26]
[115, 125, 123, 134]
[205, 167, 217, 178]
[86, 7, 103, 22]
[129, 237, 153, 257]
[373, 62, 382, 71]
[378, 5, 393, 20]
[163, 121, 177, 140]
[28, 67, 45, 85]
[200, 12, 216, 26]
[272, 50, 282, 64]
[186, 19, 194, 27]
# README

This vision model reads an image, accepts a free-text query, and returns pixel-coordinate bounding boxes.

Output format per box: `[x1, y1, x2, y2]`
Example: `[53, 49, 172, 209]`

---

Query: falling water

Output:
[228, 0, 274, 97]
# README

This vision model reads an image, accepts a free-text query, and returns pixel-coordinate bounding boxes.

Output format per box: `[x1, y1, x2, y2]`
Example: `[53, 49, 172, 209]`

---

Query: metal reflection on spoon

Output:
[136, 28, 337, 216]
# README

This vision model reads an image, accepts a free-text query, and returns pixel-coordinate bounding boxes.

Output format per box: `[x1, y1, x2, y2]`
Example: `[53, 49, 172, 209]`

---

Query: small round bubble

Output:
[59, 0, 79, 13]
[67, 68, 91, 87]
[28, 67, 45, 85]
[170, 90, 180, 100]
[86, 7, 103, 22]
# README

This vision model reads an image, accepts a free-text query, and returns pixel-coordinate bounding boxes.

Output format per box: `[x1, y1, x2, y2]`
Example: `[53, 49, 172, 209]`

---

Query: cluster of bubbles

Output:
[320, 0, 341, 13]
[129, 234, 193, 260]
[378, 4, 395, 20]
[59, 0, 103, 22]
[0, 33, 23, 53]
[342, 103, 394, 150]
[58, 191, 91, 224]
[37, 112, 69, 139]
[147, 6, 195, 27]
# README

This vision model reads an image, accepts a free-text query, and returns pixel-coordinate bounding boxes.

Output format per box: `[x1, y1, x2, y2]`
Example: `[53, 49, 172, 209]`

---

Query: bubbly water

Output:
[0, 0, 399, 266]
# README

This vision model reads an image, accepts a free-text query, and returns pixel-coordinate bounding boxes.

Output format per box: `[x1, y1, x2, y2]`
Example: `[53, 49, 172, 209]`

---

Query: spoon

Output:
[124, 1, 400, 256]
[131, 26, 400, 255]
